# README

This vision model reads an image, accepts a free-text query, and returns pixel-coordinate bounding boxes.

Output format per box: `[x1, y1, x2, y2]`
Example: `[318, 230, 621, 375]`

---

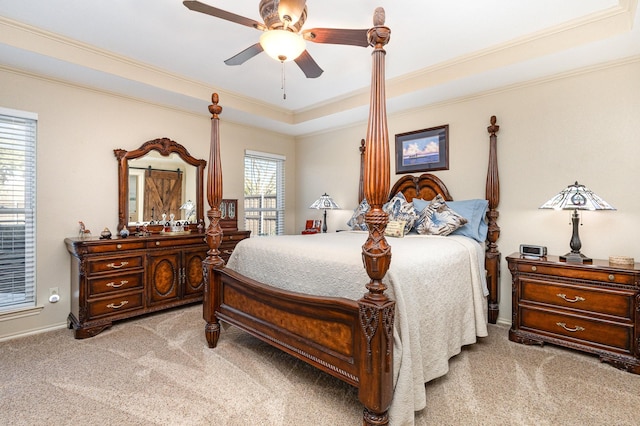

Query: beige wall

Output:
[2, 56, 639, 337]
[0, 68, 296, 339]
[296, 57, 640, 325]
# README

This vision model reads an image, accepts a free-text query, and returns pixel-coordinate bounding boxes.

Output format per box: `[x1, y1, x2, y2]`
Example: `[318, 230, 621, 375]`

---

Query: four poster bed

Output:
[201, 8, 501, 426]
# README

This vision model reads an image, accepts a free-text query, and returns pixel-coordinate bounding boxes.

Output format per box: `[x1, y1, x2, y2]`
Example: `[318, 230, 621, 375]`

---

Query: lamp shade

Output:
[309, 193, 339, 210]
[259, 29, 306, 62]
[539, 181, 615, 211]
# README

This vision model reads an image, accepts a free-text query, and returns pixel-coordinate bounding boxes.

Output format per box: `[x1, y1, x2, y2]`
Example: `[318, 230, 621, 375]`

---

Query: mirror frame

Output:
[114, 138, 206, 232]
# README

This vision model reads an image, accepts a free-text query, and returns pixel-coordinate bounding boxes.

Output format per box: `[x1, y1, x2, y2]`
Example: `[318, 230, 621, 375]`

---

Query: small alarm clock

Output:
[519, 244, 547, 259]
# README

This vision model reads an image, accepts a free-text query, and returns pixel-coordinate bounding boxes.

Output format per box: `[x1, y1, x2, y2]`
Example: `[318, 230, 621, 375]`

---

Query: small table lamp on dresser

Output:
[309, 193, 339, 233]
[539, 181, 615, 263]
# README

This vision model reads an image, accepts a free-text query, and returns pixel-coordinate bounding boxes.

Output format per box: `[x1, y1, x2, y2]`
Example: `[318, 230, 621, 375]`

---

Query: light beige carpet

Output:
[1, 305, 638, 425]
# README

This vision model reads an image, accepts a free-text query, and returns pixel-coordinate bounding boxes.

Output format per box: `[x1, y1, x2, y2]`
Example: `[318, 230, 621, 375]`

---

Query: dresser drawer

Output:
[84, 240, 147, 254]
[219, 241, 237, 259]
[87, 292, 144, 318]
[223, 233, 248, 242]
[87, 255, 144, 275]
[520, 307, 633, 353]
[147, 235, 206, 248]
[514, 262, 637, 285]
[89, 272, 144, 296]
[520, 279, 635, 320]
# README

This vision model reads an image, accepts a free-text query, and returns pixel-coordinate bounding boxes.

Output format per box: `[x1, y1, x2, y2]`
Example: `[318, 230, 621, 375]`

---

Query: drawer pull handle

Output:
[556, 293, 585, 303]
[531, 266, 537, 272]
[608, 274, 615, 281]
[223, 250, 233, 254]
[156, 241, 160, 246]
[106, 261, 129, 269]
[116, 244, 122, 249]
[106, 300, 129, 309]
[106, 280, 128, 288]
[556, 322, 585, 333]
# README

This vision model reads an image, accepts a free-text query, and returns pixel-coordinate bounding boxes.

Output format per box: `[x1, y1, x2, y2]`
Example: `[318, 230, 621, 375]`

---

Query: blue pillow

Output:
[413, 197, 488, 242]
[412, 198, 429, 213]
[447, 199, 489, 242]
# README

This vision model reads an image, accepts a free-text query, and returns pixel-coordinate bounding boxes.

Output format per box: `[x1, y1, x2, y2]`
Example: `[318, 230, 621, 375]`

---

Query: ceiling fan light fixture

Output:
[259, 29, 306, 62]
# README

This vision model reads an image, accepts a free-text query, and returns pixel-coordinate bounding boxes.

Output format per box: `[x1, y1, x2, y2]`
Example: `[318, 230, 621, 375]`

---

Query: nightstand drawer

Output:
[87, 292, 144, 318]
[520, 307, 633, 353]
[520, 279, 635, 320]
[514, 262, 637, 285]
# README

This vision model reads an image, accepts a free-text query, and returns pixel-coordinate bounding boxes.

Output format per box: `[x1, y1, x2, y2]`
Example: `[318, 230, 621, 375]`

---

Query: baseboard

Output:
[0, 322, 67, 342]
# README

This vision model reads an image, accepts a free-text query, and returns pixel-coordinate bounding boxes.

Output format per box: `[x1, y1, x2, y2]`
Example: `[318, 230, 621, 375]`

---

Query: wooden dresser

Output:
[66, 229, 249, 338]
[507, 253, 640, 374]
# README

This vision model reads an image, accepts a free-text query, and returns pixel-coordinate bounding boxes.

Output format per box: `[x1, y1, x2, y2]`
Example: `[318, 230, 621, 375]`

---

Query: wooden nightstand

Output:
[507, 253, 640, 374]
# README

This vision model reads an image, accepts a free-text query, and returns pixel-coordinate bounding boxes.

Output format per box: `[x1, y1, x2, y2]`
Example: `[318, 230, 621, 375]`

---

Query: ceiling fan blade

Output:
[183, 1, 265, 30]
[294, 50, 323, 79]
[302, 28, 369, 47]
[224, 43, 264, 66]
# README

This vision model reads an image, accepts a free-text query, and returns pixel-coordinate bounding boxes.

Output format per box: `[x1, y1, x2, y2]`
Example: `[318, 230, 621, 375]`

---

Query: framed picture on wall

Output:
[395, 124, 449, 174]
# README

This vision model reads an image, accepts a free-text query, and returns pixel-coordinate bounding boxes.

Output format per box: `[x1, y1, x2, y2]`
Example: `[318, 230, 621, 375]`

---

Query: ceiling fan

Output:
[183, 0, 370, 78]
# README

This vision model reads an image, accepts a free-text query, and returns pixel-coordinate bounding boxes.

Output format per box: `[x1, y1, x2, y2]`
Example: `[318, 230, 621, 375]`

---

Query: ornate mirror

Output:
[114, 138, 206, 232]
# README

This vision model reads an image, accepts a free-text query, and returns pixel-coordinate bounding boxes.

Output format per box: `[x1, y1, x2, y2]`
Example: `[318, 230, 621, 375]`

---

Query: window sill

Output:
[0, 305, 44, 322]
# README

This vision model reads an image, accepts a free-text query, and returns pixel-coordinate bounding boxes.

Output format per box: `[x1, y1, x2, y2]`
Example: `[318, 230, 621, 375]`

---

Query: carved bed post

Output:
[203, 93, 225, 348]
[358, 138, 365, 204]
[485, 116, 500, 323]
[358, 8, 395, 426]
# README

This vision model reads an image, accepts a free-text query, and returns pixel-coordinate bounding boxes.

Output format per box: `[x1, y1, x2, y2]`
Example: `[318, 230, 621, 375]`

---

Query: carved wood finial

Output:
[208, 93, 222, 118]
[488, 115, 499, 136]
[368, 8, 390, 49]
[373, 7, 385, 26]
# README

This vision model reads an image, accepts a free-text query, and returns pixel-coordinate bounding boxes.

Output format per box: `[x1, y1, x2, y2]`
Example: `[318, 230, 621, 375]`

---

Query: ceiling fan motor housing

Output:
[259, 0, 307, 31]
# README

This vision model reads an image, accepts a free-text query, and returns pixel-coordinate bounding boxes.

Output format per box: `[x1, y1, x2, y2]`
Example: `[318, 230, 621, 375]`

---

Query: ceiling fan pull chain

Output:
[281, 61, 287, 100]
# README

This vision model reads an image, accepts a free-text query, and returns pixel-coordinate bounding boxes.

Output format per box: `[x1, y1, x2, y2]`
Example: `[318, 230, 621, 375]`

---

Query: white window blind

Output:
[0, 108, 37, 311]
[244, 150, 285, 236]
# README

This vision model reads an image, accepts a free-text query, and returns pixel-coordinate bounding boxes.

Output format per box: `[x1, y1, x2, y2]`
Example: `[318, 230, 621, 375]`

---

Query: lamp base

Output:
[560, 252, 592, 264]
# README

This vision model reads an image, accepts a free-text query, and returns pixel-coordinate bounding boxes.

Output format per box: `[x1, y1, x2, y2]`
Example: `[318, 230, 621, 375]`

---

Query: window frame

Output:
[243, 150, 285, 236]
[0, 107, 37, 313]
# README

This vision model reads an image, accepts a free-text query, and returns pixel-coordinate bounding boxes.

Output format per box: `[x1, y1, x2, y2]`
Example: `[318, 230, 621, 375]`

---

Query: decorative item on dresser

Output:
[199, 8, 502, 425]
[507, 253, 640, 374]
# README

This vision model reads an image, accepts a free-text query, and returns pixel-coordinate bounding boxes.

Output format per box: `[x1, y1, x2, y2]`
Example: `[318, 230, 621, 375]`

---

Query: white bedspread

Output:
[226, 231, 488, 426]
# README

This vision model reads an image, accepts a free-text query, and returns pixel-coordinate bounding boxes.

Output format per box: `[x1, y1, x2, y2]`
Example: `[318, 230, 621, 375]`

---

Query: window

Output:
[0, 108, 37, 311]
[244, 150, 285, 236]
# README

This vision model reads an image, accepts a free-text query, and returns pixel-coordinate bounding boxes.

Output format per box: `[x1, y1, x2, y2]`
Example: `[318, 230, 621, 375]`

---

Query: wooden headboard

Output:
[357, 116, 501, 324]
[388, 174, 453, 202]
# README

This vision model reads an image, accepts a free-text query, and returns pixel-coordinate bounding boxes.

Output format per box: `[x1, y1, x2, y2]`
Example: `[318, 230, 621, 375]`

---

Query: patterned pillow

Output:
[347, 198, 370, 231]
[416, 194, 468, 236]
[383, 192, 417, 234]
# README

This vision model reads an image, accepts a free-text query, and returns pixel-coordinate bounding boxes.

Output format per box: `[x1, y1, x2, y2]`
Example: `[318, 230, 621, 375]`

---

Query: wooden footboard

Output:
[212, 268, 362, 386]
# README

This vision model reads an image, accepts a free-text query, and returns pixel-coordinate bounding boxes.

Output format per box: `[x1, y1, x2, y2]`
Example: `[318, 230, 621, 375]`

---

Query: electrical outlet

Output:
[48, 287, 60, 303]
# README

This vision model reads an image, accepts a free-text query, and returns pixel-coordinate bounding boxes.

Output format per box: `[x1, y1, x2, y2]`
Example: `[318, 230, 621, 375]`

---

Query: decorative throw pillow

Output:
[416, 194, 468, 236]
[347, 198, 370, 231]
[385, 220, 407, 238]
[383, 192, 417, 234]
